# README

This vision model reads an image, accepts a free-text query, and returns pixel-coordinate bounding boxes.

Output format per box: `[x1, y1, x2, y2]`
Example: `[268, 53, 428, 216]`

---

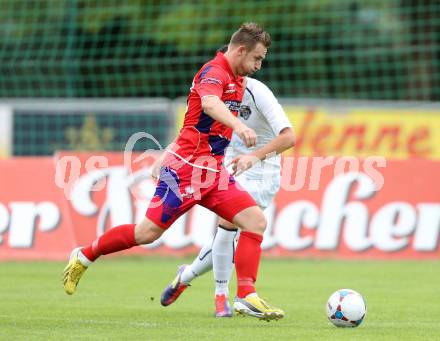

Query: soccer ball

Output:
[326, 289, 366, 328]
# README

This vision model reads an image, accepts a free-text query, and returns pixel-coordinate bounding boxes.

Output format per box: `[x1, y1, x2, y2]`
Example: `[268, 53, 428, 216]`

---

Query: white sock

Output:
[212, 226, 237, 296]
[77, 249, 92, 267]
[180, 240, 213, 284]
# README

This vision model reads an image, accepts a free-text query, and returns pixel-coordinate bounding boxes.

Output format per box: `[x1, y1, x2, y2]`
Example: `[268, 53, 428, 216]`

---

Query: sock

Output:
[212, 225, 237, 296]
[180, 240, 213, 284]
[77, 250, 92, 266]
[234, 231, 263, 298]
[80, 224, 137, 262]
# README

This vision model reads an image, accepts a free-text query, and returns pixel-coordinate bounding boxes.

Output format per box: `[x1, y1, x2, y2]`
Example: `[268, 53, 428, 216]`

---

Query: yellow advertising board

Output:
[285, 106, 440, 159]
[176, 103, 440, 159]
[0, 105, 12, 159]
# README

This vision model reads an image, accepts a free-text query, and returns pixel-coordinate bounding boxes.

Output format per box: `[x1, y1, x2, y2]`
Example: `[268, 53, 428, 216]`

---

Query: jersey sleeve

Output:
[193, 66, 227, 98]
[252, 80, 292, 135]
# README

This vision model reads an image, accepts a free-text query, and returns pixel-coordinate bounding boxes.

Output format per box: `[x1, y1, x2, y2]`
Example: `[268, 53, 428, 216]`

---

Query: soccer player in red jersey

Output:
[63, 23, 284, 321]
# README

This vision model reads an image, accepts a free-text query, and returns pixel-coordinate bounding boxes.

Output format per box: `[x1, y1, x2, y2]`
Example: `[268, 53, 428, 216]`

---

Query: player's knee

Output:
[253, 213, 267, 234]
[240, 211, 267, 235]
[218, 218, 235, 230]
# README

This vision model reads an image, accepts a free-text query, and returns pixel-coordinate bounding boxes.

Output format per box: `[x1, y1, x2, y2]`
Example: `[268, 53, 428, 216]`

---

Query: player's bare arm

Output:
[201, 95, 257, 147]
[149, 138, 179, 181]
[230, 127, 295, 176]
[150, 154, 165, 181]
[252, 126, 295, 160]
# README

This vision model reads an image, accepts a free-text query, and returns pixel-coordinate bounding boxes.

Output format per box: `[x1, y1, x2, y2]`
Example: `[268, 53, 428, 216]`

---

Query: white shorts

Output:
[235, 173, 280, 209]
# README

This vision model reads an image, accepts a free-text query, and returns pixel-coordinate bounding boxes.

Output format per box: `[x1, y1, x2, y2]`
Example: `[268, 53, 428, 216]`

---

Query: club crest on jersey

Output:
[182, 186, 195, 199]
[239, 105, 251, 120]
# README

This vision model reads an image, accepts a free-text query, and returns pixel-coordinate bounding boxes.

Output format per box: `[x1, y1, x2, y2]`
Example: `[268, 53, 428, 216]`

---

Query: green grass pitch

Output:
[0, 257, 438, 340]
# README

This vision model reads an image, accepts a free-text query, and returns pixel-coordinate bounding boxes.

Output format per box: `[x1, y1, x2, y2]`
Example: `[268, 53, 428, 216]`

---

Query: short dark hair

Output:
[229, 22, 271, 50]
[217, 45, 228, 54]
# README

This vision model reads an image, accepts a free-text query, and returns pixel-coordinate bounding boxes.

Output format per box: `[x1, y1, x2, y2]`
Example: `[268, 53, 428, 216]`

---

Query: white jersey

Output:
[225, 77, 292, 179]
[224, 77, 292, 208]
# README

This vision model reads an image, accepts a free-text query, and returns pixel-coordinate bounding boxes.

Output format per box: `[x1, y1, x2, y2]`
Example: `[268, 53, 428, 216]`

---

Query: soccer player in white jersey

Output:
[158, 57, 295, 318]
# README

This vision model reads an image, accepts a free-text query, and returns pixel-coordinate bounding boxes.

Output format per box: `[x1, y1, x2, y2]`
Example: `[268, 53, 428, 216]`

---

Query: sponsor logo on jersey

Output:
[225, 83, 236, 93]
[200, 77, 222, 85]
[224, 100, 241, 112]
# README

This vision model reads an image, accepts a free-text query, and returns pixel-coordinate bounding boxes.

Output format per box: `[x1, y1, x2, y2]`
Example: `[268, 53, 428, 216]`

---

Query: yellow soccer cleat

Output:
[233, 294, 285, 321]
[63, 247, 88, 295]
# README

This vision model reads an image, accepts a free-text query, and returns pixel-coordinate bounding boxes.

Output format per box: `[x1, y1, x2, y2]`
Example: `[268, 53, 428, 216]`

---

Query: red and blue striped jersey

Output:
[171, 52, 245, 171]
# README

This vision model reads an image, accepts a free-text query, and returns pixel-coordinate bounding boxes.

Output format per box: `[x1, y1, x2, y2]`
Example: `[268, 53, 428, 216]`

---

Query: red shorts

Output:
[146, 160, 257, 229]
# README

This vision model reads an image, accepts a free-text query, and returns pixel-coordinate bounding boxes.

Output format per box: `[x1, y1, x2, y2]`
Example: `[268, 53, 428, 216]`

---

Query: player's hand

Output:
[234, 123, 257, 148]
[150, 157, 162, 181]
[228, 154, 260, 176]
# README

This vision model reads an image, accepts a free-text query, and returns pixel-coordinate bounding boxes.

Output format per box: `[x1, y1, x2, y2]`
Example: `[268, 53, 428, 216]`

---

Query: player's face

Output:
[237, 43, 267, 76]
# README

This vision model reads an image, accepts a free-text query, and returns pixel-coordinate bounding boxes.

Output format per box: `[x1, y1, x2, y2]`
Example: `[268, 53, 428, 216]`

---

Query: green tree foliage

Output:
[0, 0, 438, 100]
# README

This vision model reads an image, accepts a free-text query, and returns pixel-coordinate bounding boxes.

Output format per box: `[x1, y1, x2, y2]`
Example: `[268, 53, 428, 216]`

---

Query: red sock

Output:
[234, 231, 263, 298]
[81, 224, 137, 262]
